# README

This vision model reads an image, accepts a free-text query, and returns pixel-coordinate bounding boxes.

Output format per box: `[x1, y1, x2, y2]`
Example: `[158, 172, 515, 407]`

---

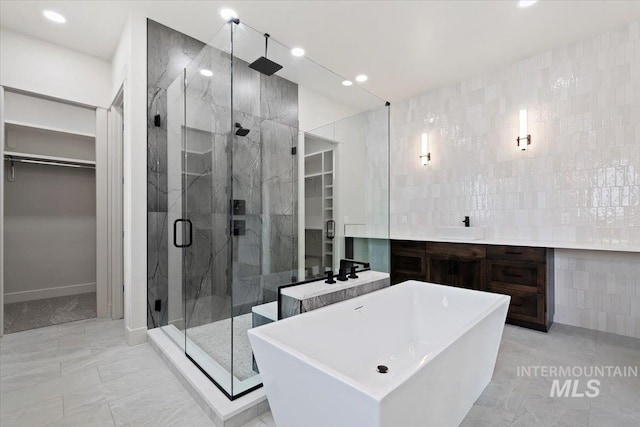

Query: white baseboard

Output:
[126, 325, 148, 346]
[4, 282, 96, 303]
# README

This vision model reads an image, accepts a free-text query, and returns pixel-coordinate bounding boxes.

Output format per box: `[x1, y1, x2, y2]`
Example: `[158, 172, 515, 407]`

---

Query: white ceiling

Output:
[1, 1, 639, 102]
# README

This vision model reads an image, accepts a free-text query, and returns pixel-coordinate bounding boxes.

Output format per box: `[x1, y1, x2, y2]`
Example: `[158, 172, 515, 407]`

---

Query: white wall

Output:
[1, 87, 6, 336]
[298, 86, 357, 132]
[390, 20, 640, 245]
[95, 108, 109, 317]
[0, 28, 111, 108]
[390, 20, 640, 338]
[3, 164, 96, 302]
[111, 14, 148, 345]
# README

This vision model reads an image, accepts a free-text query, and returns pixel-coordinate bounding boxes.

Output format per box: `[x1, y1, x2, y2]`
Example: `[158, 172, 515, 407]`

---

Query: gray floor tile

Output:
[0, 396, 63, 427]
[2, 317, 639, 427]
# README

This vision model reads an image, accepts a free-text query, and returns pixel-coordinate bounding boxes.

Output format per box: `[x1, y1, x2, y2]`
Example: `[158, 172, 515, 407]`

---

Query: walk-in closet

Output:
[0, 88, 115, 334]
[303, 134, 336, 278]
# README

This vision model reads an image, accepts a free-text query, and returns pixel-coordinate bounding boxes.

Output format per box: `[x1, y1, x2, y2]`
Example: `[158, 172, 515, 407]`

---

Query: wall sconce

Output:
[517, 109, 531, 150]
[420, 133, 431, 165]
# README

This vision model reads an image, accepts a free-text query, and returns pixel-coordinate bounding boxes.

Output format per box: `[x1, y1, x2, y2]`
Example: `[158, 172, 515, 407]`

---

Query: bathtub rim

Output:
[248, 280, 510, 401]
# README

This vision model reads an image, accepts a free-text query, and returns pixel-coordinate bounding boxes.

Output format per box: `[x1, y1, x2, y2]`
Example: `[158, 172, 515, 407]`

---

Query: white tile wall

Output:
[390, 20, 640, 338]
[391, 20, 640, 245]
[554, 249, 640, 338]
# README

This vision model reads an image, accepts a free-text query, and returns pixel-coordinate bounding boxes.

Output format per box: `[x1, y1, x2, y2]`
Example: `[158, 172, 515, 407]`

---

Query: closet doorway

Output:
[0, 87, 122, 335]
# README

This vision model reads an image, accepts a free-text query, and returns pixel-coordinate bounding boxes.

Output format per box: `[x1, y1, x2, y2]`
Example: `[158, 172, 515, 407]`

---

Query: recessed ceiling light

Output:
[220, 8, 238, 20]
[517, 0, 538, 8]
[355, 74, 368, 82]
[342, 80, 353, 86]
[200, 69, 213, 77]
[291, 47, 305, 57]
[42, 10, 66, 24]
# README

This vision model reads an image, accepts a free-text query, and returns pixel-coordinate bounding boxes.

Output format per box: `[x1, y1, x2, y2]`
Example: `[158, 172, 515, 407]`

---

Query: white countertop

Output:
[281, 270, 390, 300]
[391, 235, 640, 253]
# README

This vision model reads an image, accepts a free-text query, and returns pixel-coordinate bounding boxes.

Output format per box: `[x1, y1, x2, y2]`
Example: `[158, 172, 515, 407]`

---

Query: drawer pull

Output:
[504, 273, 522, 278]
[505, 251, 523, 255]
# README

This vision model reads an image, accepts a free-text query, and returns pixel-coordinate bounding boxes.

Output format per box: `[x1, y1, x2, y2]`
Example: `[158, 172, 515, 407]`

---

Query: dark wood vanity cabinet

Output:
[426, 243, 486, 291]
[390, 240, 428, 285]
[486, 245, 554, 331]
[391, 240, 554, 332]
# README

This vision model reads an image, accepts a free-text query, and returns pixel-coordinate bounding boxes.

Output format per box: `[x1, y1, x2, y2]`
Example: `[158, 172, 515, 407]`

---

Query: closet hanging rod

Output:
[3, 155, 95, 170]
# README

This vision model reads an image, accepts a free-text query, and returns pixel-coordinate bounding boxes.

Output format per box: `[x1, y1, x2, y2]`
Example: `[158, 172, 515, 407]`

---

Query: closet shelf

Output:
[5, 120, 96, 139]
[4, 151, 96, 168]
[304, 148, 332, 158]
[305, 172, 324, 178]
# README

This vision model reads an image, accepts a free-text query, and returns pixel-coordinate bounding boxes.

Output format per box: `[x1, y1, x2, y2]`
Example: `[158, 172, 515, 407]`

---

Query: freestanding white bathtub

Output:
[248, 280, 510, 427]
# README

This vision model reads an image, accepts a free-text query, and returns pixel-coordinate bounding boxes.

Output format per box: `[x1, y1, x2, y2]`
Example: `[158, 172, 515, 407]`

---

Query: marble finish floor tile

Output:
[0, 317, 214, 427]
[4, 292, 97, 334]
[108, 378, 212, 427]
[2, 316, 638, 427]
[0, 396, 64, 427]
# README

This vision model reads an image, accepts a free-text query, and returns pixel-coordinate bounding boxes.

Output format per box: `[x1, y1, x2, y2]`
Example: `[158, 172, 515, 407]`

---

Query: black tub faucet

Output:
[462, 216, 470, 227]
[325, 270, 336, 284]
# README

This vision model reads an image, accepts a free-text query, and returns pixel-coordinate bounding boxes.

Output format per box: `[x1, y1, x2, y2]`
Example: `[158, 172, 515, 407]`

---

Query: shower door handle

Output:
[173, 219, 193, 248]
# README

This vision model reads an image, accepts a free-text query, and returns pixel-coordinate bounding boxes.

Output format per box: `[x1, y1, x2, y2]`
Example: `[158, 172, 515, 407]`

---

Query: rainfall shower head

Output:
[235, 122, 250, 136]
[249, 33, 283, 76]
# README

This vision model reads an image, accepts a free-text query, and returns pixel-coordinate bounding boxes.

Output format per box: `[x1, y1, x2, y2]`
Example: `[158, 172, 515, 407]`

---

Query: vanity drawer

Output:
[392, 240, 426, 255]
[425, 242, 486, 259]
[487, 260, 544, 292]
[392, 252, 426, 275]
[487, 245, 545, 263]
[488, 283, 543, 325]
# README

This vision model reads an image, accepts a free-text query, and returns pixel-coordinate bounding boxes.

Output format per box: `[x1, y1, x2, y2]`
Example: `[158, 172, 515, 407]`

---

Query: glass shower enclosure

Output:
[162, 18, 389, 399]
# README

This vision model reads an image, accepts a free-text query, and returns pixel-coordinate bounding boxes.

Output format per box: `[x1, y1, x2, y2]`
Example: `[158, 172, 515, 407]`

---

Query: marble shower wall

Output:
[148, 20, 205, 329]
[391, 20, 640, 245]
[148, 20, 299, 329]
[234, 73, 299, 315]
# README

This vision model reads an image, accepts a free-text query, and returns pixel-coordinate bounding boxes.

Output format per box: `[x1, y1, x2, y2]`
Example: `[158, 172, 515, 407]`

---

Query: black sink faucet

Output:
[462, 216, 470, 227]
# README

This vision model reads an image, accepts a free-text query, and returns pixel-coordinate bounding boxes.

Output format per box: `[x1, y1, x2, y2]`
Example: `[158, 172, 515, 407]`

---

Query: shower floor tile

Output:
[187, 313, 256, 381]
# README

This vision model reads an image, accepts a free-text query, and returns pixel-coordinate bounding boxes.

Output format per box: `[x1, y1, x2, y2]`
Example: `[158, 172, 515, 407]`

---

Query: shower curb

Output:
[148, 328, 270, 427]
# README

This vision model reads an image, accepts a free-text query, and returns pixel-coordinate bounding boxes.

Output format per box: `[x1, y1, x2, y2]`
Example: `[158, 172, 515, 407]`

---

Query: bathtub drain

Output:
[377, 365, 389, 374]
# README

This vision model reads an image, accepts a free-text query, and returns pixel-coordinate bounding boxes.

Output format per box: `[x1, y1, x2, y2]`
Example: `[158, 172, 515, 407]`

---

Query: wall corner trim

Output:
[125, 325, 148, 346]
